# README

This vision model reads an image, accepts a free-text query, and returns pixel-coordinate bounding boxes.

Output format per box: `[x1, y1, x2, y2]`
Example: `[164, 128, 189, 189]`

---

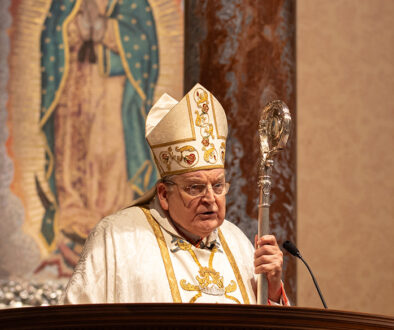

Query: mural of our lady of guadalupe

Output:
[38, 0, 159, 273]
[4, 0, 183, 277]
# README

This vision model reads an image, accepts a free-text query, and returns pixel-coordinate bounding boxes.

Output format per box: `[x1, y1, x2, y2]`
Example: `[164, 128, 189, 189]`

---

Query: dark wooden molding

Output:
[0, 304, 393, 329]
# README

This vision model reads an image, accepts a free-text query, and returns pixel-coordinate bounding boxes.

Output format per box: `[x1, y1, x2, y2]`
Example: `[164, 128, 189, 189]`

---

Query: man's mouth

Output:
[198, 211, 217, 219]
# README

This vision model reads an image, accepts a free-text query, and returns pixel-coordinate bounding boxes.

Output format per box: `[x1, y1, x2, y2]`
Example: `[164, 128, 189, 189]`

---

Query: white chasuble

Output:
[62, 198, 257, 304]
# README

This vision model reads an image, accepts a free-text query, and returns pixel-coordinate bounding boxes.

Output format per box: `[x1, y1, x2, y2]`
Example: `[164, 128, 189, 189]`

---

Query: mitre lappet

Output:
[131, 83, 228, 206]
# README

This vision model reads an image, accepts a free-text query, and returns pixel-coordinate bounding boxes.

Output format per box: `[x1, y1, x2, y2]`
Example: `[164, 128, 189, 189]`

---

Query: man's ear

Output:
[156, 182, 169, 211]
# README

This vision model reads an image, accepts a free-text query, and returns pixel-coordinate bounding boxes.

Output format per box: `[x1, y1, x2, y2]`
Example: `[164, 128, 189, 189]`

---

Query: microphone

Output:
[283, 240, 328, 309]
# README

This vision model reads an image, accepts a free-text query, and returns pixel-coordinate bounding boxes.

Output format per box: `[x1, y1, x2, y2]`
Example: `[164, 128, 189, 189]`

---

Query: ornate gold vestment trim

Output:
[140, 207, 250, 304]
[140, 207, 182, 302]
[174, 237, 240, 304]
[218, 229, 251, 304]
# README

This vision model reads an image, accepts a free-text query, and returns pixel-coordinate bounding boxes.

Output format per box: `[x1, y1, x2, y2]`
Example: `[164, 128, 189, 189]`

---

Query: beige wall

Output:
[297, 0, 394, 316]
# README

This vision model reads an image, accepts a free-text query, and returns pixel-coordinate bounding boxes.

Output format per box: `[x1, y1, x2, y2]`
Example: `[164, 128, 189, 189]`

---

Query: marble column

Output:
[185, 0, 297, 303]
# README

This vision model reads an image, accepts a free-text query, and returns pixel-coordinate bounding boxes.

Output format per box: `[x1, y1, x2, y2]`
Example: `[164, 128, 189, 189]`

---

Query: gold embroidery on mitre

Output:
[220, 142, 226, 164]
[173, 238, 240, 304]
[193, 88, 218, 164]
[159, 145, 199, 172]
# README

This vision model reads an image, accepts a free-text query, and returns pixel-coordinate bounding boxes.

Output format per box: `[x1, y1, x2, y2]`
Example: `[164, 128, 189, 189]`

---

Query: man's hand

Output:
[254, 235, 283, 303]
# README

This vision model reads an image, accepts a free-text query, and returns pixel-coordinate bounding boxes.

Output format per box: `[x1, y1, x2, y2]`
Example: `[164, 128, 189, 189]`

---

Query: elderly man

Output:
[63, 84, 288, 305]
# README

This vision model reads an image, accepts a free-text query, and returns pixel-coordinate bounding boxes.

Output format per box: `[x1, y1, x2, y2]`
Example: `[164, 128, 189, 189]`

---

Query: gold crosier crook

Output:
[257, 100, 291, 305]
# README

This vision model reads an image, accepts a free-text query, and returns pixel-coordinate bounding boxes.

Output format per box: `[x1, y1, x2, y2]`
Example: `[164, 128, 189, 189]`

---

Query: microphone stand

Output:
[283, 240, 328, 309]
[298, 255, 328, 309]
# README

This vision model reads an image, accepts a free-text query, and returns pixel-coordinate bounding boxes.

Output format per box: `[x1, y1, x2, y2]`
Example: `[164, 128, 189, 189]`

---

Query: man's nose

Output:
[201, 185, 215, 202]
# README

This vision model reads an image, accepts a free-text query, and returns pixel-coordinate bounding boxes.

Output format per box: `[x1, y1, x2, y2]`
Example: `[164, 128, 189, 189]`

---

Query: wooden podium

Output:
[1, 304, 393, 329]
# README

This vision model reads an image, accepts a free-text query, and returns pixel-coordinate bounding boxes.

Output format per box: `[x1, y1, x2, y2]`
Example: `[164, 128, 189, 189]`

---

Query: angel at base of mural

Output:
[36, 0, 159, 275]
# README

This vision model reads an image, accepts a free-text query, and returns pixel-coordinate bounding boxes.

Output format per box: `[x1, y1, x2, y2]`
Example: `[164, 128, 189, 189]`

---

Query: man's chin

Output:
[195, 218, 223, 236]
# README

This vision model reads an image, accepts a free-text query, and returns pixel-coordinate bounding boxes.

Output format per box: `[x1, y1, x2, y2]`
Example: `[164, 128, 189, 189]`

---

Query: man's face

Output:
[157, 168, 226, 238]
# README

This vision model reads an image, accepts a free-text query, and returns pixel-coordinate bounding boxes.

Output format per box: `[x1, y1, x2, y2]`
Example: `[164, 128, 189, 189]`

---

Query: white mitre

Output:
[129, 83, 228, 207]
[146, 83, 228, 177]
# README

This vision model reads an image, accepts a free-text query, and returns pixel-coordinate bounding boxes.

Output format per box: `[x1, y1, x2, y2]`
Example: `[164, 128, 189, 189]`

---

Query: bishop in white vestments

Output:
[62, 83, 289, 305]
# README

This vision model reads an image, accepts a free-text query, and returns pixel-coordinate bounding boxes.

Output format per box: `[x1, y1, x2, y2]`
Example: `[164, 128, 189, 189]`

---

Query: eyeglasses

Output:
[163, 180, 230, 197]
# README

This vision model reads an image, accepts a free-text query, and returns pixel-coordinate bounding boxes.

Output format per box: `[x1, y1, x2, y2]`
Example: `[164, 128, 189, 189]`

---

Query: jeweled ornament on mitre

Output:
[146, 83, 228, 177]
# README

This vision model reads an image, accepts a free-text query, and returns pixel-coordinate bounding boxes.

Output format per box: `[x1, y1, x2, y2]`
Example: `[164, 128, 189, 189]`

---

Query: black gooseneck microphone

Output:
[283, 240, 328, 309]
